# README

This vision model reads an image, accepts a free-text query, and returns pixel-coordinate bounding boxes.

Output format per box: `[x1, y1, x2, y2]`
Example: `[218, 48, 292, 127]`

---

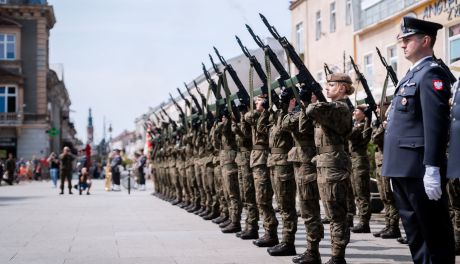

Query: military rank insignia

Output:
[433, 80, 444, 91]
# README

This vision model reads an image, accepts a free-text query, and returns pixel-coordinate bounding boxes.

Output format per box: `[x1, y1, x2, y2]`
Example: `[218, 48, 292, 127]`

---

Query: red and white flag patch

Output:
[433, 80, 444, 91]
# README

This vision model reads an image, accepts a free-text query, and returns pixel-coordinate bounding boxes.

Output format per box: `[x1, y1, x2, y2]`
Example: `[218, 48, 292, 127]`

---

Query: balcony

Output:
[0, 0, 47, 5]
[0, 112, 23, 126]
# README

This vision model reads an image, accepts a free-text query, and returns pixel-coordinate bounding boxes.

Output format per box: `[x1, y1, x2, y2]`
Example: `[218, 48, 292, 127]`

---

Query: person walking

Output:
[59, 147, 75, 195]
[47, 152, 60, 188]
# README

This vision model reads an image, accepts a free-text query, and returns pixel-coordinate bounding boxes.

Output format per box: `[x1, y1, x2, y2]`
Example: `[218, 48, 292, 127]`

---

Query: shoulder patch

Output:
[433, 80, 444, 91]
[430, 62, 439, 67]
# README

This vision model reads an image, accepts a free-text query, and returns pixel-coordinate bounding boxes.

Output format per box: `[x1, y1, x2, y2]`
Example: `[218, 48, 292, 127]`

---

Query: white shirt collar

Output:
[410, 56, 432, 71]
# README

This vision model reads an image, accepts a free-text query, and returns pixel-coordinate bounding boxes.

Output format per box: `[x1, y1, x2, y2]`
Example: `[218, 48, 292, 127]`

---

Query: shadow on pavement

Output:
[0, 196, 43, 206]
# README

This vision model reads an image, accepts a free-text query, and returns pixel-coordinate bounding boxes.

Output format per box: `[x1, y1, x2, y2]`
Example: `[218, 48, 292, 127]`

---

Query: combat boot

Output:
[292, 250, 321, 264]
[351, 222, 370, 233]
[380, 226, 401, 239]
[203, 211, 219, 221]
[240, 229, 259, 240]
[171, 199, 181, 205]
[218, 219, 232, 228]
[221, 222, 241, 233]
[396, 236, 408, 244]
[59, 190, 64, 195]
[267, 242, 296, 256]
[253, 233, 279, 247]
[212, 214, 228, 224]
[199, 208, 211, 217]
[372, 226, 389, 237]
[321, 217, 330, 224]
[325, 256, 347, 264]
[346, 215, 354, 228]
[455, 232, 460, 255]
[193, 207, 205, 215]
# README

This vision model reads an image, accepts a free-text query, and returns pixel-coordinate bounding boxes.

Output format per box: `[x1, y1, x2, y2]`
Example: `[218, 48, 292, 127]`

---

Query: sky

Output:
[48, 0, 291, 143]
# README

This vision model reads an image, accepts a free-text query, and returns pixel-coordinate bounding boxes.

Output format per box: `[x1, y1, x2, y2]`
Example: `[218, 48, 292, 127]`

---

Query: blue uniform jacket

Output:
[382, 57, 451, 178]
[448, 80, 460, 178]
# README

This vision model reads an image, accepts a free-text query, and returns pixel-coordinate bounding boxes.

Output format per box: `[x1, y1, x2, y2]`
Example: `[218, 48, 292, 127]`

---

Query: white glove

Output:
[423, 166, 442, 201]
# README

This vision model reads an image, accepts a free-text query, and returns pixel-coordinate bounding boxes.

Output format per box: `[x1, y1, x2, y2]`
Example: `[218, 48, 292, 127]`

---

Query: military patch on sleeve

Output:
[433, 80, 444, 91]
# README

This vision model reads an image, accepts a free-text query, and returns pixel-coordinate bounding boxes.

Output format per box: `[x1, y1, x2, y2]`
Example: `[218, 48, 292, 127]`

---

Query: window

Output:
[0, 34, 16, 60]
[295, 22, 304, 54]
[364, 54, 374, 89]
[315, 11, 321, 40]
[448, 23, 460, 64]
[345, 0, 352, 25]
[317, 71, 325, 85]
[0, 86, 17, 113]
[330, 2, 336, 33]
[387, 45, 398, 85]
[0, 0, 7, 4]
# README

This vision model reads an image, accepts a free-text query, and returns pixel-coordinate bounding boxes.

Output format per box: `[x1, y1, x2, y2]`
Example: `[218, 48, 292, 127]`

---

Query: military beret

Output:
[327, 73, 352, 84]
[398, 16, 442, 39]
[356, 104, 367, 112]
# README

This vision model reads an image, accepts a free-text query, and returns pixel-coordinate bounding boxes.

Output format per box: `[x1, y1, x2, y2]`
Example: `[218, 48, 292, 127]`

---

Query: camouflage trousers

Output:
[237, 151, 259, 231]
[169, 166, 182, 202]
[202, 162, 218, 213]
[271, 164, 297, 243]
[447, 179, 460, 240]
[179, 167, 190, 204]
[186, 165, 199, 207]
[317, 166, 350, 258]
[375, 164, 400, 227]
[194, 163, 206, 208]
[222, 162, 242, 223]
[293, 162, 323, 251]
[214, 161, 228, 217]
[253, 164, 278, 236]
[151, 167, 160, 194]
[350, 156, 371, 224]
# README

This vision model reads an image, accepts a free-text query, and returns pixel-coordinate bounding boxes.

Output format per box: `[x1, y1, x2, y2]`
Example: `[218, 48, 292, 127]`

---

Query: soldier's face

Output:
[326, 82, 341, 101]
[255, 97, 265, 112]
[353, 109, 365, 122]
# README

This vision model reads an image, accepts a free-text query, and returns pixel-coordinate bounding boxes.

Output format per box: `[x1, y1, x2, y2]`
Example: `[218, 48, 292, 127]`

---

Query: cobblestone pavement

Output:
[0, 179, 457, 264]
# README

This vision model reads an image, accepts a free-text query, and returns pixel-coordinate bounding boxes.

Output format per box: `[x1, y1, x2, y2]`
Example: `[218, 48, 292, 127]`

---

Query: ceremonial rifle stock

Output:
[376, 47, 399, 87]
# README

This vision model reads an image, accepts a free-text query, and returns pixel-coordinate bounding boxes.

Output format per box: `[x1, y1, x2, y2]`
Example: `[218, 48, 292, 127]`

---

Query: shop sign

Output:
[423, 0, 460, 21]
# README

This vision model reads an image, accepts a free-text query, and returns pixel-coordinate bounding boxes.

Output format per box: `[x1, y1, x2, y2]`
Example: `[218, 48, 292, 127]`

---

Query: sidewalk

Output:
[0, 180, 447, 264]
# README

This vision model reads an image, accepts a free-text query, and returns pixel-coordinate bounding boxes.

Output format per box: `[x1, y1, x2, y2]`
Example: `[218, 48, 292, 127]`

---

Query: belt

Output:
[317, 145, 344, 154]
[223, 146, 237, 151]
[252, 144, 268, 150]
[271, 148, 288, 154]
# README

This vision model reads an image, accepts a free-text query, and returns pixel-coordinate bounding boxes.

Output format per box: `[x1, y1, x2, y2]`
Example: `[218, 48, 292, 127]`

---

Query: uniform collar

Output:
[409, 56, 432, 71]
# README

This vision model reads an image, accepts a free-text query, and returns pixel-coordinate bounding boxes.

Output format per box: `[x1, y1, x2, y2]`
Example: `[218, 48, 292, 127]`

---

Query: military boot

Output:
[292, 250, 321, 264]
[199, 208, 211, 217]
[325, 256, 347, 264]
[346, 215, 354, 228]
[351, 222, 370, 233]
[321, 217, 330, 224]
[267, 242, 296, 256]
[221, 222, 241, 233]
[380, 226, 401, 239]
[372, 226, 389, 237]
[212, 214, 228, 224]
[203, 210, 220, 221]
[396, 236, 408, 244]
[193, 206, 205, 215]
[240, 229, 259, 240]
[253, 233, 279, 247]
[455, 232, 460, 255]
[218, 218, 232, 228]
[171, 199, 181, 205]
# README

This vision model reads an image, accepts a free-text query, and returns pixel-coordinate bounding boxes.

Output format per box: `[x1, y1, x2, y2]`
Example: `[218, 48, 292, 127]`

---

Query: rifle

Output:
[433, 55, 457, 85]
[213, 46, 251, 110]
[169, 92, 187, 128]
[260, 13, 327, 103]
[177, 87, 193, 111]
[376, 47, 399, 87]
[160, 106, 177, 128]
[193, 81, 215, 125]
[209, 54, 240, 121]
[184, 82, 203, 116]
[350, 56, 380, 125]
[202, 62, 226, 118]
[153, 112, 161, 124]
[236, 35, 280, 108]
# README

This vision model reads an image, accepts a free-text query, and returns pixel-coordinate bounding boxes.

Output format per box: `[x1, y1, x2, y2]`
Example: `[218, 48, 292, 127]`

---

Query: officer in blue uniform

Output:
[382, 16, 455, 264]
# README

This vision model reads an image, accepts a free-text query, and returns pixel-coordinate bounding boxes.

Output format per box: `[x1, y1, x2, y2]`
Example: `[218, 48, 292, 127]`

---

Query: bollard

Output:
[128, 169, 131, 195]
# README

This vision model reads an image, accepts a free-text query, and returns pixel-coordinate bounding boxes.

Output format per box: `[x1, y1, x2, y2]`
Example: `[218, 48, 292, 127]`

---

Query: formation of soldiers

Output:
[143, 14, 460, 264]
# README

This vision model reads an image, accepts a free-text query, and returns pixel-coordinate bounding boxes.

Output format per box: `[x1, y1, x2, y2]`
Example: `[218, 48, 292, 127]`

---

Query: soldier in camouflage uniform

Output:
[177, 134, 191, 208]
[219, 114, 243, 233]
[245, 95, 279, 247]
[305, 73, 353, 264]
[193, 123, 207, 215]
[185, 127, 200, 212]
[285, 94, 325, 264]
[348, 105, 372, 233]
[169, 132, 182, 205]
[232, 109, 259, 239]
[371, 103, 402, 239]
[266, 90, 297, 256]
[211, 120, 230, 224]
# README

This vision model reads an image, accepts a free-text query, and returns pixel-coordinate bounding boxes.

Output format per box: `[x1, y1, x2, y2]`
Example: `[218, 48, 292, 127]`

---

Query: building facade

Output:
[290, 0, 460, 101]
[0, 0, 76, 159]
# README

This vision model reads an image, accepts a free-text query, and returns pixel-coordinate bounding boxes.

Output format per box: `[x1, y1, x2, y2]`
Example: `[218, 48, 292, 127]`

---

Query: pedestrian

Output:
[110, 149, 122, 191]
[382, 16, 455, 264]
[305, 73, 354, 264]
[59, 146, 75, 195]
[3, 153, 16, 185]
[75, 167, 92, 195]
[135, 150, 147, 191]
[47, 152, 60, 188]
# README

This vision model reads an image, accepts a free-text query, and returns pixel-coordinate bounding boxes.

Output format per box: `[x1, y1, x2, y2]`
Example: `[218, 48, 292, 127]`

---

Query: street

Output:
[0, 180, 454, 264]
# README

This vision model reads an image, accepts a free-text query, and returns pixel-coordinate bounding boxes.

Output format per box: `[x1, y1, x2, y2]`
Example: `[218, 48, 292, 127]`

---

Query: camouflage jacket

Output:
[282, 109, 316, 163]
[348, 118, 372, 157]
[267, 109, 293, 167]
[245, 110, 269, 167]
